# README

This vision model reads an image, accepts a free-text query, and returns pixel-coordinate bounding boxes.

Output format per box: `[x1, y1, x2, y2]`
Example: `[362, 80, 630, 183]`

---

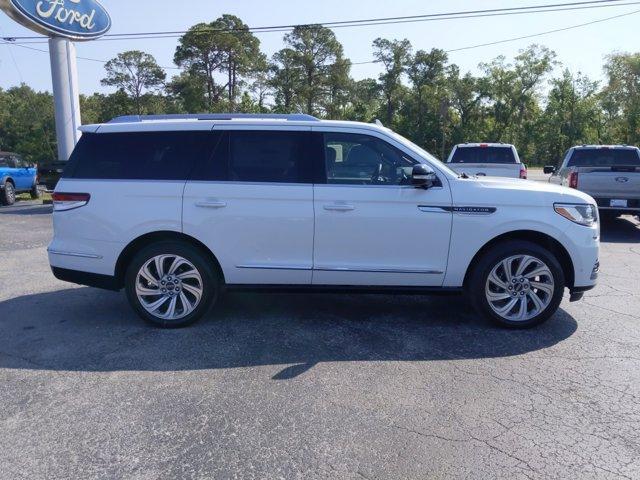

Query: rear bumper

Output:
[51, 266, 120, 291]
[594, 197, 640, 213]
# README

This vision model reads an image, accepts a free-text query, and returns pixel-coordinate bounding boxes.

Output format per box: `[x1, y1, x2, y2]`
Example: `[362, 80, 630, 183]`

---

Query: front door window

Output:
[324, 133, 418, 186]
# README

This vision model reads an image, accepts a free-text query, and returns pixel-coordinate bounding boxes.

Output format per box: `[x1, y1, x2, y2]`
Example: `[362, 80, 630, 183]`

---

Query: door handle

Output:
[323, 204, 355, 211]
[195, 200, 227, 208]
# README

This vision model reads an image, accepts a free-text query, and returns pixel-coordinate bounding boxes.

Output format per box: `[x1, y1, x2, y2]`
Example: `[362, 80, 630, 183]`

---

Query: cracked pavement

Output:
[1, 201, 639, 479]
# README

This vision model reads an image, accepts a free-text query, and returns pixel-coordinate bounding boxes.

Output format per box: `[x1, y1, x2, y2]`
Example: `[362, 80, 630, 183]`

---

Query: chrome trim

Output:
[418, 206, 450, 213]
[314, 266, 444, 274]
[236, 264, 312, 271]
[316, 183, 444, 190]
[47, 249, 103, 259]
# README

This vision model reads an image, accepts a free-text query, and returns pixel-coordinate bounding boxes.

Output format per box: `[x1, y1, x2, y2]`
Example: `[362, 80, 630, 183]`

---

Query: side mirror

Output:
[543, 165, 556, 174]
[412, 164, 437, 189]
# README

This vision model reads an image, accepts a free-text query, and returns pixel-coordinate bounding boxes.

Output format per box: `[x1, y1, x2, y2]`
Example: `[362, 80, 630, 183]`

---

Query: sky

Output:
[0, 0, 639, 95]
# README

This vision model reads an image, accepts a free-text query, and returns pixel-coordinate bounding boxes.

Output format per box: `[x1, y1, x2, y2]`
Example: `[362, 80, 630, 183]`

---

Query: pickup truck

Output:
[446, 143, 527, 179]
[0, 151, 40, 206]
[545, 145, 640, 218]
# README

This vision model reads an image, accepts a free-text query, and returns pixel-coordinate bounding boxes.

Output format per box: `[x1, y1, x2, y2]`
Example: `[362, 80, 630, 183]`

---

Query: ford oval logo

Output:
[616, 177, 630, 183]
[0, 0, 111, 41]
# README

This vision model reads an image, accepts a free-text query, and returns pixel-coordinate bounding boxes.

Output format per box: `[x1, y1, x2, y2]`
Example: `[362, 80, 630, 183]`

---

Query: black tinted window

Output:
[450, 146, 516, 164]
[230, 131, 312, 183]
[0, 156, 10, 168]
[568, 148, 640, 167]
[66, 132, 214, 180]
[191, 131, 314, 183]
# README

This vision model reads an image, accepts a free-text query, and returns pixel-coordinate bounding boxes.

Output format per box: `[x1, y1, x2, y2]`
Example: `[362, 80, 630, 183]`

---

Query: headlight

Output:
[554, 203, 598, 226]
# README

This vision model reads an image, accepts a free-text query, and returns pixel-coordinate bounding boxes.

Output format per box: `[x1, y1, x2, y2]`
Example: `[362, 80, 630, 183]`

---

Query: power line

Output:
[1, 5, 638, 72]
[350, 7, 640, 64]
[1, 0, 634, 42]
[446, 7, 640, 53]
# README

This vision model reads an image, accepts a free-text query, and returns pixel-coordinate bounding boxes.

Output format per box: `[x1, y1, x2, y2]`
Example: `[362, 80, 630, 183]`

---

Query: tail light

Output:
[52, 192, 90, 211]
[568, 172, 579, 189]
[519, 166, 527, 179]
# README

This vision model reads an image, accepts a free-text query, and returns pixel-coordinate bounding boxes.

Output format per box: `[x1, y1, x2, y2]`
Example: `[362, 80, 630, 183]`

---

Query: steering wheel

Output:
[371, 163, 391, 184]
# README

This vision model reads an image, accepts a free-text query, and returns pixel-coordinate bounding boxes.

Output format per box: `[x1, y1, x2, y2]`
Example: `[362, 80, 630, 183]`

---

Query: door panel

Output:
[183, 128, 316, 285]
[183, 182, 314, 284]
[313, 185, 452, 286]
[312, 129, 453, 287]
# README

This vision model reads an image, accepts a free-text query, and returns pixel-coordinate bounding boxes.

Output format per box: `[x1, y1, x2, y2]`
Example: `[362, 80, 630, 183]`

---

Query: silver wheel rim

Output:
[135, 254, 204, 321]
[6, 184, 14, 203]
[485, 254, 555, 322]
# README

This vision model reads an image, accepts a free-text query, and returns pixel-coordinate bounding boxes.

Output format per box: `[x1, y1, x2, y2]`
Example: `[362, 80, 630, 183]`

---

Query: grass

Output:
[15, 189, 52, 203]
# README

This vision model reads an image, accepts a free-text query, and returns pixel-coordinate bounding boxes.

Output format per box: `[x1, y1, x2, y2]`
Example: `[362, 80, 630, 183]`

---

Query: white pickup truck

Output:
[446, 143, 527, 179]
[545, 145, 640, 218]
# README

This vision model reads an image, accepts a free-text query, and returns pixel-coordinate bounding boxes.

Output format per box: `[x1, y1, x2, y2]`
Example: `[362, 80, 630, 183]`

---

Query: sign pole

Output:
[48, 37, 81, 161]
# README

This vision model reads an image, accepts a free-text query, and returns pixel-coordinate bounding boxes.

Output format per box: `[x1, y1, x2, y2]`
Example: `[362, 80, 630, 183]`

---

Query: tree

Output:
[479, 45, 556, 157]
[174, 15, 264, 111]
[401, 48, 450, 149]
[269, 48, 300, 113]
[272, 25, 349, 116]
[602, 52, 640, 144]
[0, 85, 56, 162]
[372, 38, 412, 125]
[538, 70, 600, 163]
[101, 50, 166, 115]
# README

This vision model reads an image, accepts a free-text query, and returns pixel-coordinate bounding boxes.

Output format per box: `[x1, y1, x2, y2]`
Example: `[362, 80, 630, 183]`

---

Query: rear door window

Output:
[66, 131, 215, 180]
[190, 130, 316, 183]
[567, 149, 640, 167]
[450, 147, 516, 164]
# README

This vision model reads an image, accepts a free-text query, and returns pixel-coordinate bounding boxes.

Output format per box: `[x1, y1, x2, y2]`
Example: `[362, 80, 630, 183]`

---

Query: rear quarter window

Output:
[450, 146, 516, 164]
[65, 131, 215, 180]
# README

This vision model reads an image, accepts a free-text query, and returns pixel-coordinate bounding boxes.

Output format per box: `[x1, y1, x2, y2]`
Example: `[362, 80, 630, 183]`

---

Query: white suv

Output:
[49, 114, 600, 329]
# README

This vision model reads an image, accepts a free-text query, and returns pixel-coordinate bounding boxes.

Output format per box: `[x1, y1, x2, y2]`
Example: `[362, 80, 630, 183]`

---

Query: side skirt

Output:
[224, 284, 464, 295]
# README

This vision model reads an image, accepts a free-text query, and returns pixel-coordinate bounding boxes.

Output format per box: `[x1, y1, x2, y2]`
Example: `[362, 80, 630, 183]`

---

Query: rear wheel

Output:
[125, 241, 219, 328]
[468, 240, 565, 328]
[1, 182, 15, 206]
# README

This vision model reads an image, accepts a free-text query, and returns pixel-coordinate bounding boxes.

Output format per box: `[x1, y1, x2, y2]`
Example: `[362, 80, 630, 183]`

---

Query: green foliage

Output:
[173, 15, 265, 111]
[0, 85, 56, 163]
[7, 14, 640, 167]
[270, 25, 350, 116]
[101, 50, 166, 115]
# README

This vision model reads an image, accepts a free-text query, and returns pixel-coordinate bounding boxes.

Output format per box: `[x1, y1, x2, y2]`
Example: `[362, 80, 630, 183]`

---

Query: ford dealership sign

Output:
[0, 0, 111, 40]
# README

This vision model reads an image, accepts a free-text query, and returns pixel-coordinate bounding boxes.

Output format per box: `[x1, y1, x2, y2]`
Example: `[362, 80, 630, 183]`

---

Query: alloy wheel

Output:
[135, 254, 204, 321]
[485, 254, 555, 322]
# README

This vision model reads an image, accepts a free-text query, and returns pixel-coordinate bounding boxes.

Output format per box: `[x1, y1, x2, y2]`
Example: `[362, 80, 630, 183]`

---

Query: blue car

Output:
[0, 152, 40, 206]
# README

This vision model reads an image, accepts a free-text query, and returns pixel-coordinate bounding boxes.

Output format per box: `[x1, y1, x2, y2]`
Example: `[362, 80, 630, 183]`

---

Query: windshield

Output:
[450, 146, 517, 164]
[568, 148, 640, 167]
[385, 129, 458, 177]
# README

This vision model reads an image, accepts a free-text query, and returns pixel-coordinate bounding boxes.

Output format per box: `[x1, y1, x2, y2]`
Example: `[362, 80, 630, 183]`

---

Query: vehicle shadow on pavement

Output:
[600, 215, 639, 243]
[0, 287, 577, 379]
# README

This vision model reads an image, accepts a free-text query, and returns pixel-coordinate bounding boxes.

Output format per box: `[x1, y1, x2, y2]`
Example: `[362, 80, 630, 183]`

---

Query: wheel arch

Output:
[114, 231, 225, 289]
[462, 230, 575, 290]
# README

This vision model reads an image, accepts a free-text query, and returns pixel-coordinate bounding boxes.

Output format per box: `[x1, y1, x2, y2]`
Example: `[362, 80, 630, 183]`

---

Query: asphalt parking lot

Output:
[1, 199, 640, 479]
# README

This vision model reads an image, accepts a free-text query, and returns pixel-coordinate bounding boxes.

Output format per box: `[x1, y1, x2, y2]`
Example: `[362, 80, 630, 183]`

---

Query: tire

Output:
[467, 240, 565, 328]
[0, 182, 15, 206]
[30, 184, 42, 199]
[124, 241, 219, 328]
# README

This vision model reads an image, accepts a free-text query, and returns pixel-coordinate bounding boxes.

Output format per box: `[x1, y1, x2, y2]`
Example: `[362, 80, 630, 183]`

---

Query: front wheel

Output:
[125, 241, 219, 328]
[468, 240, 565, 328]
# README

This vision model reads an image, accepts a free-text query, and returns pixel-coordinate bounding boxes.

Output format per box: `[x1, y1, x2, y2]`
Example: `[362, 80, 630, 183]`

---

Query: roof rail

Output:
[107, 113, 320, 123]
